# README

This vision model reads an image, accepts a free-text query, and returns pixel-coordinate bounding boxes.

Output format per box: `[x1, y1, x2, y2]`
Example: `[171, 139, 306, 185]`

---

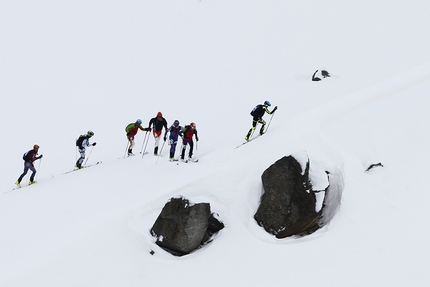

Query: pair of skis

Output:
[63, 161, 102, 174]
[235, 134, 261, 149]
[6, 181, 38, 193]
[169, 158, 199, 163]
[183, 158, 199, 163]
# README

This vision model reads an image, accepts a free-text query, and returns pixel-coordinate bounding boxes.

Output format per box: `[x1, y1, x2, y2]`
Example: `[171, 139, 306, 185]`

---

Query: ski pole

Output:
[123, 139, 129, 158]
[140, 131, 148, 154]
[35, 158, 42, 181]
[142, 131, 151, 158]
[159, 139, 166, 154]
[83, 146, 94, 167]
[264, 112, 275, 134]
[155, 140, 166, 164]
[192, 140, 198, 160]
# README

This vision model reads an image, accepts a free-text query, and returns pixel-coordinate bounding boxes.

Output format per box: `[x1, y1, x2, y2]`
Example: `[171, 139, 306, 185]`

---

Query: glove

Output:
[39, 154, 43, 159]
[196, 137, 199, 142]
[273, 106, 278, 112]
[146, 127, 151, 132]
[163, 137, 166, 141]
[92, 142, 97, 146]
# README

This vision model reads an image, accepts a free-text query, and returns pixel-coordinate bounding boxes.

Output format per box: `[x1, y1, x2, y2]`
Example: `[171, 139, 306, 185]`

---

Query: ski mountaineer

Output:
[148, 112, 168, 156]
[75, 131, 96, 169]
[15, 144, 43, 187]
[163, 120, 183, 161]
[179, 122, 199, 161]
[126, 119, 151, 156]
[245, 100, 278, 141]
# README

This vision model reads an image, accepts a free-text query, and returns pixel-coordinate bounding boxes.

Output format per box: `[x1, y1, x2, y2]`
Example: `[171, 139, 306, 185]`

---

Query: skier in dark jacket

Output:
[180, 122, 199, 161]
[16, 144, 43, 187]
[245, 100, 277, 141]
[163, 120, 183, 161]
[148, 112, 168, 156]
[125, 119, 151, 156]
[75, 131, 96, 169]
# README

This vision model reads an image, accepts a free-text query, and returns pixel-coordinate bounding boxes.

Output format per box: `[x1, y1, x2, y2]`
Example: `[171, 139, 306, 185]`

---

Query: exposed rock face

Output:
[151, 197, 224, 256]
[312, 69, 330, 81]
[366, 162, 384, 172]
[254, 156, 324, 238]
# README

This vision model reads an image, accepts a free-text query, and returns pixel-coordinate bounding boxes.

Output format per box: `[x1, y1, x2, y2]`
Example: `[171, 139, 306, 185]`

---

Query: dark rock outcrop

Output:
[254, 155, 325, 238]
[312, 69, 330, 81]
[151, 197, 224, 256]
[365, 162, 384, 172]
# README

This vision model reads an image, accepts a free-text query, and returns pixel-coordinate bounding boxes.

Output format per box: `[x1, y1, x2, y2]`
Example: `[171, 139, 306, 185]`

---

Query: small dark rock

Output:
[366, 162, 384, 172]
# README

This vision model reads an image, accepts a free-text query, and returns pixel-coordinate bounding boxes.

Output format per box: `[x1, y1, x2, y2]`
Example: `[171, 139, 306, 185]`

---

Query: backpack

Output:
[76, 135, 86, 147]
[22, 150, 32, 161]
[250, 105, 261, 116]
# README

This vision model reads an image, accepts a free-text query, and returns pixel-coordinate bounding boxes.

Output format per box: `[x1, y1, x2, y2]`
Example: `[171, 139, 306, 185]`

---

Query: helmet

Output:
[173, 120, 179, 127]
[136, 119, 142, 124]
[157, 112, 162, 117]
[87, 131, 94, 137]
[264, 100, 271, 106]
[33, 144, 39, 149]
[190, 122, 196, 129]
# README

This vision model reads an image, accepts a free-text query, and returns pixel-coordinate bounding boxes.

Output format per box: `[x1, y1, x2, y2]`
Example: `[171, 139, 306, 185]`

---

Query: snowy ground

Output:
[1, 1, 430, 286]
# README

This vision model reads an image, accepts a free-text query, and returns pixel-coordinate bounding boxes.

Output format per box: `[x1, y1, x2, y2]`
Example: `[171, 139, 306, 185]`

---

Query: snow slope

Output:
[1, 1, 430, 286]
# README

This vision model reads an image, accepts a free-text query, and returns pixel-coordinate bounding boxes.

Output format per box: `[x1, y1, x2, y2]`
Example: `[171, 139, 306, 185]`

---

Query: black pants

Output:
[246, 117, 266, 138]
[181, 139, 194, 159]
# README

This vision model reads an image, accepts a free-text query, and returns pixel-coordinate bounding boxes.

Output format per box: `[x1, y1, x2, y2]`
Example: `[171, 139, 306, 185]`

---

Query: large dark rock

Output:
[254, 155, 323, 238]
[151, 197, 224, 256]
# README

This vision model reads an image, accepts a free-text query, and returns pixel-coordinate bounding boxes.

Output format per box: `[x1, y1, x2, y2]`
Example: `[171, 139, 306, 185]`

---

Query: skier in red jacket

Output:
[179, 122, 199, 161]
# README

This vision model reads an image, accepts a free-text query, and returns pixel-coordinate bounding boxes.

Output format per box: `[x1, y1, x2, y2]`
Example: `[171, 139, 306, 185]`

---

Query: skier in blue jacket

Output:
[164, 120, 183, 161]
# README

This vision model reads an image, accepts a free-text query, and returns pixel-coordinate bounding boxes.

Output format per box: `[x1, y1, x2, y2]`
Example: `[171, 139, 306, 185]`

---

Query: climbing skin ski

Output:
[63, 161, 102, 174]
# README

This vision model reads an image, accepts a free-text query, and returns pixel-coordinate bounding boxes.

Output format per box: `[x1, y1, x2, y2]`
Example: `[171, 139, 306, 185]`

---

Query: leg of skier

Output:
[76, 148, 86, 169]
[188, 140, 194, 159]
[259, 118, 266, 135]
[28, 163, 37, 184]
[245, 118, 258, 140]
[127, 135, 135, 156]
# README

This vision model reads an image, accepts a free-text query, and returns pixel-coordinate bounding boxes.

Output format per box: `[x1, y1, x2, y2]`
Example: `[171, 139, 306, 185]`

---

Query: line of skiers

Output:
[125, 112, 199, 162]
[16, 101, 276, 187]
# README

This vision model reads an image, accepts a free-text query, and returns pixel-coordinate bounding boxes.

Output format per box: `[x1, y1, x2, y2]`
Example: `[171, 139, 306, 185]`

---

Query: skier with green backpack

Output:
[125, 119, 151, 156]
